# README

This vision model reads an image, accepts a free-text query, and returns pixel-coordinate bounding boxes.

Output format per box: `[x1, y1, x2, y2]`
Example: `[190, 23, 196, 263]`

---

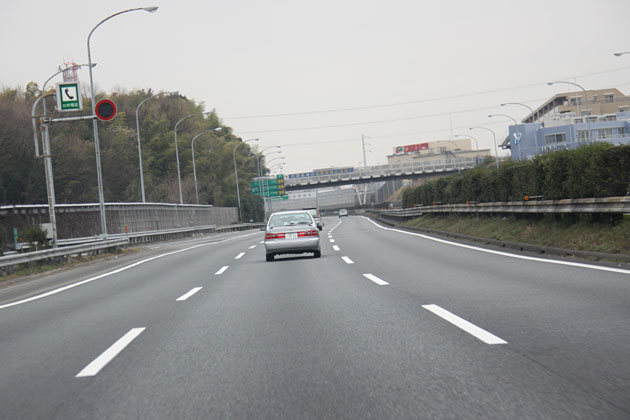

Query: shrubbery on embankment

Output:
[402, 144, 630, 208]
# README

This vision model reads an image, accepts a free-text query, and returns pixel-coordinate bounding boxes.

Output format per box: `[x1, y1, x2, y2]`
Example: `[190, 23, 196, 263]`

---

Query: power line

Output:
[223, 66, 630, 120]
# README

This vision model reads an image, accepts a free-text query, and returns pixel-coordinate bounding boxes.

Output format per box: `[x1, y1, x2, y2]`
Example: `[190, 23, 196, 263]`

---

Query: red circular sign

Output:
[95, 99, 117, 121]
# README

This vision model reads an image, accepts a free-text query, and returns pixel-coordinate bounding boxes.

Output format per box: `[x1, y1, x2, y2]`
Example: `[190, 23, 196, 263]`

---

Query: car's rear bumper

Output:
[264, 237, 320, 254]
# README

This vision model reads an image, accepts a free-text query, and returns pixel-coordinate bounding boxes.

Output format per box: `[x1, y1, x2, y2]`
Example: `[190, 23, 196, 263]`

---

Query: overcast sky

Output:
[3, 0, 630, 174]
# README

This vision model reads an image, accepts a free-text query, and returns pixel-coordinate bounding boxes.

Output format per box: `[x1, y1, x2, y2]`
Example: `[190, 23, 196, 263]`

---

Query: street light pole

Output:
[135, 90, 177, 202]
[548, 81, 590, 143]
[470, 126, 499, 168]
[173, 111, 214, 204]
[87, 6, 158, 237]
[489, 114, 520, 160]
[500, 102, 535, 122]
[233, 138, 259, 221]
[191, 128, 221, 204]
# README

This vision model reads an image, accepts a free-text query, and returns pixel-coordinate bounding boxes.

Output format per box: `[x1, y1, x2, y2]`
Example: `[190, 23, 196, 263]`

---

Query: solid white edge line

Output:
[235, 252, 245, 259]
[360, 216, 630, 275]
[176, 287, 203, 301]
[215, 266, 229, 275]
[0, 231, 260, 310]
[332, 245, 340, 251]
[423, 304, 507, 345]
[363, 273, 389, 285]
[342, 256, 354, 264]
[76, 327, 146, 377]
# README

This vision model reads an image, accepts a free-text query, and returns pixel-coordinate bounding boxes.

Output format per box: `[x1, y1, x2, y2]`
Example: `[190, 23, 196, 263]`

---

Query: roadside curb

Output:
[371, 215, 630, 265]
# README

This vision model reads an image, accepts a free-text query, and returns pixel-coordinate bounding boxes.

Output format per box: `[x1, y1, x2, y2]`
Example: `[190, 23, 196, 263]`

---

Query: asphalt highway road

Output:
[1, 216, 629, 419]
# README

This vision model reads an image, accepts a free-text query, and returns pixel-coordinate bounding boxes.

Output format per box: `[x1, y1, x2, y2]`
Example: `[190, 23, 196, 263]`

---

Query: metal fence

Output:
[0, 203, 238, 242]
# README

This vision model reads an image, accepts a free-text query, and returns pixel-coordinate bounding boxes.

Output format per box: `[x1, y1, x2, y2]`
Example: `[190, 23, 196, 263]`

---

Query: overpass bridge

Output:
[283, 158, 477, 191]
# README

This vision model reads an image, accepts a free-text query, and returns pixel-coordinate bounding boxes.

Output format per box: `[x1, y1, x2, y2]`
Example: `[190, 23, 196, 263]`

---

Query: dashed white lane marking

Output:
[176, 287, 203, 301]
[259, 241, 264, 244]
[215, 266, 229, 275]
[148, 246, 162, 249]
[342, 256, 354, 264]
[249, 245, 256, 249]
[333, 245, 340, 251]
[76, 328, 146, 377]
[422, 304, 507, 345]
[235, 252, 245, 259]
[361, 216, 630, 275]
[329, 239, 335, 243]
[362, 274, 389, 286]
[0, 231, 260, 310]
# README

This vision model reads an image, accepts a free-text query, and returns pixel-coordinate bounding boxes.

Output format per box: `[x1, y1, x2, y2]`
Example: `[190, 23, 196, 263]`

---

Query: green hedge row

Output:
[402, 144, 630, 208]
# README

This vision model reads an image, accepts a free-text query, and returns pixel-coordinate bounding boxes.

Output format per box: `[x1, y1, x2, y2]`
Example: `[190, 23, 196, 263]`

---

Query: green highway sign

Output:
[250, 175, 286, 198]
[56, 82, 82, 112]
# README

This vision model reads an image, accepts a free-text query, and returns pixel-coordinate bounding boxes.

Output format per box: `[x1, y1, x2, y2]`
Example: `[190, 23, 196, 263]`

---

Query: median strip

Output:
[422, 304, 507, 345]
[76, 328, 146, 377]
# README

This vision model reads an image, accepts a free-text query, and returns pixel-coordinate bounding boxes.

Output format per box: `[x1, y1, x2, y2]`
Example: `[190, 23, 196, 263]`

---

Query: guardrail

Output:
[380, 196, 630, 218]
[0, 223, 264, 277]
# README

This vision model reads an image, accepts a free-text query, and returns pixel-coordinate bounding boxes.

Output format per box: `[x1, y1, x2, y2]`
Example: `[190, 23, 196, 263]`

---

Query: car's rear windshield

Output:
[269, 213, 312, 227]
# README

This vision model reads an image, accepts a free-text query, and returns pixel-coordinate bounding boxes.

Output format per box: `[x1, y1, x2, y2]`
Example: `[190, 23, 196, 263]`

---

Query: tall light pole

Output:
[470, 126, 499, 168]
[489, 114, 520, 160]
[233, 138, 259, 221]
[548, 81, 590, 143]
[87, 6, 158, 237]
[501, 102, 535, 122]
[173, 111, 215, 204]
[191, 128, 221, 204]
[135, 90, 177, 202]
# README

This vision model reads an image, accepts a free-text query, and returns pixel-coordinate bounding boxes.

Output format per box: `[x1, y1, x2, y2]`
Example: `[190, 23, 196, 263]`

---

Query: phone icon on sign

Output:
[64, 88, 75, 100]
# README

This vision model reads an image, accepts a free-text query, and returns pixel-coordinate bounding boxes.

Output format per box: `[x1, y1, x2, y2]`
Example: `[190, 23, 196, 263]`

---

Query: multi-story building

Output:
[386, 139, 491, 165]
[504, 88, 630, 160]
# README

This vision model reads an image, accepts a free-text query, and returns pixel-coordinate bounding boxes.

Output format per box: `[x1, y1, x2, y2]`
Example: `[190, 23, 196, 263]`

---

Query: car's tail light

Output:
[298, 229, 319, 237]
[265, 232, 285, 240]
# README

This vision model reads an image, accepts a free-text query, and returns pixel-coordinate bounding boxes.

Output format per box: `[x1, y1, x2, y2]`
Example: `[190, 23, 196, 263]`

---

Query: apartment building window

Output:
[545, 133, 567, 144]
[618, 127, 627, 138]
[569, 97, 582, 106]
[598, 128, 613, 139]
[592, 95, 599, 103]
[601, 115, 617, 122]
[577, 130, 590, 142]
[604, 94, 614, 103]
[619, 106, 630, 112]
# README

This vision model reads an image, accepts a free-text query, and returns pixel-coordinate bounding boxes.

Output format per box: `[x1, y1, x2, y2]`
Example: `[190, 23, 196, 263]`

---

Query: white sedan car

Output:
[263, 210, 321, 262]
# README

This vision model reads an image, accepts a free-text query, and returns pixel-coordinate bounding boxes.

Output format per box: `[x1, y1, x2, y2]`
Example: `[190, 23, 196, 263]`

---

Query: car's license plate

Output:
[286, 233, 297, 239]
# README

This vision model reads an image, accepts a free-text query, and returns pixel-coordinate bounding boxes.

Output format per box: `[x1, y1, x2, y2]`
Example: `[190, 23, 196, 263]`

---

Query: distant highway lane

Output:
[1, 217, 629, 419]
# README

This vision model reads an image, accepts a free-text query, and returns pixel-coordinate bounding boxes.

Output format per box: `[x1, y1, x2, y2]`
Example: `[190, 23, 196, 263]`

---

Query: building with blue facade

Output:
[502, 88, 630, 160]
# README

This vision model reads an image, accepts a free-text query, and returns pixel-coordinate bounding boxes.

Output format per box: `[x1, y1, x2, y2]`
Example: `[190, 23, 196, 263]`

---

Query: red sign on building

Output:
[394, 143, 429, 154]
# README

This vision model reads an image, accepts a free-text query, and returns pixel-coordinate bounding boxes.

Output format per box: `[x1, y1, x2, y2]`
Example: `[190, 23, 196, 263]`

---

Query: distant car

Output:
[264, 210, 321, 262]
[303, 207, 324, 230]
[338, 208, 348, 217]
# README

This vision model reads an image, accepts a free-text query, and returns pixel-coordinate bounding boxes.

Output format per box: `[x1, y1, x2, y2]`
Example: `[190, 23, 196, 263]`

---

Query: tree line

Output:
[0, 84, 264, 221]
[402, 143, 630, 208]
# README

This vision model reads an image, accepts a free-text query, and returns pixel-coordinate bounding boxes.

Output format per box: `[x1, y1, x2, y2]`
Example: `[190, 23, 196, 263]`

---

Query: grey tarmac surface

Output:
[1, 217, 629, 419]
